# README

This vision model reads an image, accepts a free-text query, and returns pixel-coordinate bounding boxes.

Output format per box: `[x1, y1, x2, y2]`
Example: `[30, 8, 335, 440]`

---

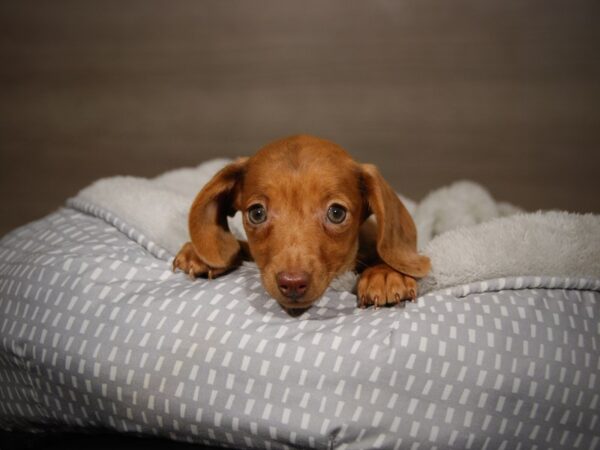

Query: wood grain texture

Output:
[1, 0, 599, 237]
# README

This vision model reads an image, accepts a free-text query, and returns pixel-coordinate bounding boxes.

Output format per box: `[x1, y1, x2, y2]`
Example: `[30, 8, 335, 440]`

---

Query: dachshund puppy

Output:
[173, 135, 430, 312]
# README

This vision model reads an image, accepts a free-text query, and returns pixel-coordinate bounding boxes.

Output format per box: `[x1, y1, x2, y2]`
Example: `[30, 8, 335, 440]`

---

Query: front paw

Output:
[357, 264, 418, 309]
[172, 242, 228, 280]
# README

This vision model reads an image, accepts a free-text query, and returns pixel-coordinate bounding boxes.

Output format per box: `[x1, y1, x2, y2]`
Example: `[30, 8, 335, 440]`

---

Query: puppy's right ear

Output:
[188, 158, 248, 269]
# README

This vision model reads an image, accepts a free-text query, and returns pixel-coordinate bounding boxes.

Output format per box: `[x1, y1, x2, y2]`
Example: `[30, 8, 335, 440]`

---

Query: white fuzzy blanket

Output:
[73, 160, 600, 293]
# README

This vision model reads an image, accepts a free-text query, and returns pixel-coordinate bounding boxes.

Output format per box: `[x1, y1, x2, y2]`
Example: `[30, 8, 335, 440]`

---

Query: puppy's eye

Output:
[327, 204, 347, 224]
[248, 204, 267, 225]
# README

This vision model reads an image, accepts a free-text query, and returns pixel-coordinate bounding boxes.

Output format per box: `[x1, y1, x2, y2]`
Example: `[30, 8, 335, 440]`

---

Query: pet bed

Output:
[1, 160, 599, 449]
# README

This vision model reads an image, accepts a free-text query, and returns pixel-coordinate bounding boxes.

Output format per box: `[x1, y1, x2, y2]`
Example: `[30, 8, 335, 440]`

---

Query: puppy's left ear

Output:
[359, 164, 431, 278]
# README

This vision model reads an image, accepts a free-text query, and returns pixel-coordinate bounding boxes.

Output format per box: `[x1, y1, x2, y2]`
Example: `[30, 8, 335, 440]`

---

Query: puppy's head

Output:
[189, 135, 429, 311]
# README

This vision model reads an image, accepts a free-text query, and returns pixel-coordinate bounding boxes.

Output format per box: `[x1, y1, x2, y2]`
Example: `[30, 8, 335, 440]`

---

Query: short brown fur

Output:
[173, 135, 430, 312]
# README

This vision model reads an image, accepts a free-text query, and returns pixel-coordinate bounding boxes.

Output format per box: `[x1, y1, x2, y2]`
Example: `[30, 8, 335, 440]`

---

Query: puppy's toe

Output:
[384, 271, 408, 305]
[402, 274, 418, 302]
[367, 271, 387, 308]
[357, 265, 387, 308]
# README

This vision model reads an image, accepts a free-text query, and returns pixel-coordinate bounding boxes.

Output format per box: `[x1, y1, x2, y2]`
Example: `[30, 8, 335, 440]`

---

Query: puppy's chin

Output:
[283, 306, 310, 317]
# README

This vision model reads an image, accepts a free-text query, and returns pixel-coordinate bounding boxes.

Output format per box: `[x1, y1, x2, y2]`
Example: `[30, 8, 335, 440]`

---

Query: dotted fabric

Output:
[0, 207, 599, 449]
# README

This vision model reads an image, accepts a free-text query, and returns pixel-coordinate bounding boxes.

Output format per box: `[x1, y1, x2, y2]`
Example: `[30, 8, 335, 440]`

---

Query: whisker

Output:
[354, 258, 369, 270]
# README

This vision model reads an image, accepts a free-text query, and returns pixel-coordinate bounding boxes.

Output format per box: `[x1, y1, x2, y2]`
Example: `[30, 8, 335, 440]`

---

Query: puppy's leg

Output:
[356, 263, 417, 309]
[173, 240, 253, 280]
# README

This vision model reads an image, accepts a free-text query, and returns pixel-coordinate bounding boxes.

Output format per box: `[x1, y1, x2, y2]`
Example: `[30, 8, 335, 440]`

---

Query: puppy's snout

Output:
[276, 271, 309, 300]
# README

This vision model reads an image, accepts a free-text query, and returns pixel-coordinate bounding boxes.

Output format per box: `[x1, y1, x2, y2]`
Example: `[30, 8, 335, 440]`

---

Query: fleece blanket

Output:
[69, 159, 600, 294]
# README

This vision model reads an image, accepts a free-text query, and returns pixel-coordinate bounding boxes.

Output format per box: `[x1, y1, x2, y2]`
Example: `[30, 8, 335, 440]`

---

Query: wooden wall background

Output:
[1, 1, 599, 237]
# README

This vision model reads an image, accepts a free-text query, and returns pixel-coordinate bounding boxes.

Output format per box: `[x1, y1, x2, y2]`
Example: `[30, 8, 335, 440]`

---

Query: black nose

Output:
[276, 271, 309, 300]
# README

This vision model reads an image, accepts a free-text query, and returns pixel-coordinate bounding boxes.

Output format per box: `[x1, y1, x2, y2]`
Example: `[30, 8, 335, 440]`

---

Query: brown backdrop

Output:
[1, 1, 599, 237]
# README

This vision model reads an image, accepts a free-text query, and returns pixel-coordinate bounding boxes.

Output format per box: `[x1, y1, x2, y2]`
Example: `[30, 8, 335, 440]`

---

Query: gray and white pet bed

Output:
[1, 159, 599, 449]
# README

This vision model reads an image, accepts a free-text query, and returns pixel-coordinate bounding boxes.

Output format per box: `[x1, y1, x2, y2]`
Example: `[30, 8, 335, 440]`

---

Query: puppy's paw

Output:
[172, 242, 227, 280]
[357, 264, 418, 309]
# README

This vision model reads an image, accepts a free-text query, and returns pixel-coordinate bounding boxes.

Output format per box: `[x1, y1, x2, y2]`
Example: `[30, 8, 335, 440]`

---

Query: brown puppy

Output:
[173, 135, 430, 312]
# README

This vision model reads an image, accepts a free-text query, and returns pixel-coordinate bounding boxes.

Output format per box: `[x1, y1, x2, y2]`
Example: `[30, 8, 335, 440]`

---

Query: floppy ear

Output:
[360, 164, 431, 278]
[188, 158, 248, 269]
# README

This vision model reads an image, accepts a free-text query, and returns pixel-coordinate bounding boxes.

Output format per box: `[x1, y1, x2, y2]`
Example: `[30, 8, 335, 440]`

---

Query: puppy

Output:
[173, 135, 430, 312]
